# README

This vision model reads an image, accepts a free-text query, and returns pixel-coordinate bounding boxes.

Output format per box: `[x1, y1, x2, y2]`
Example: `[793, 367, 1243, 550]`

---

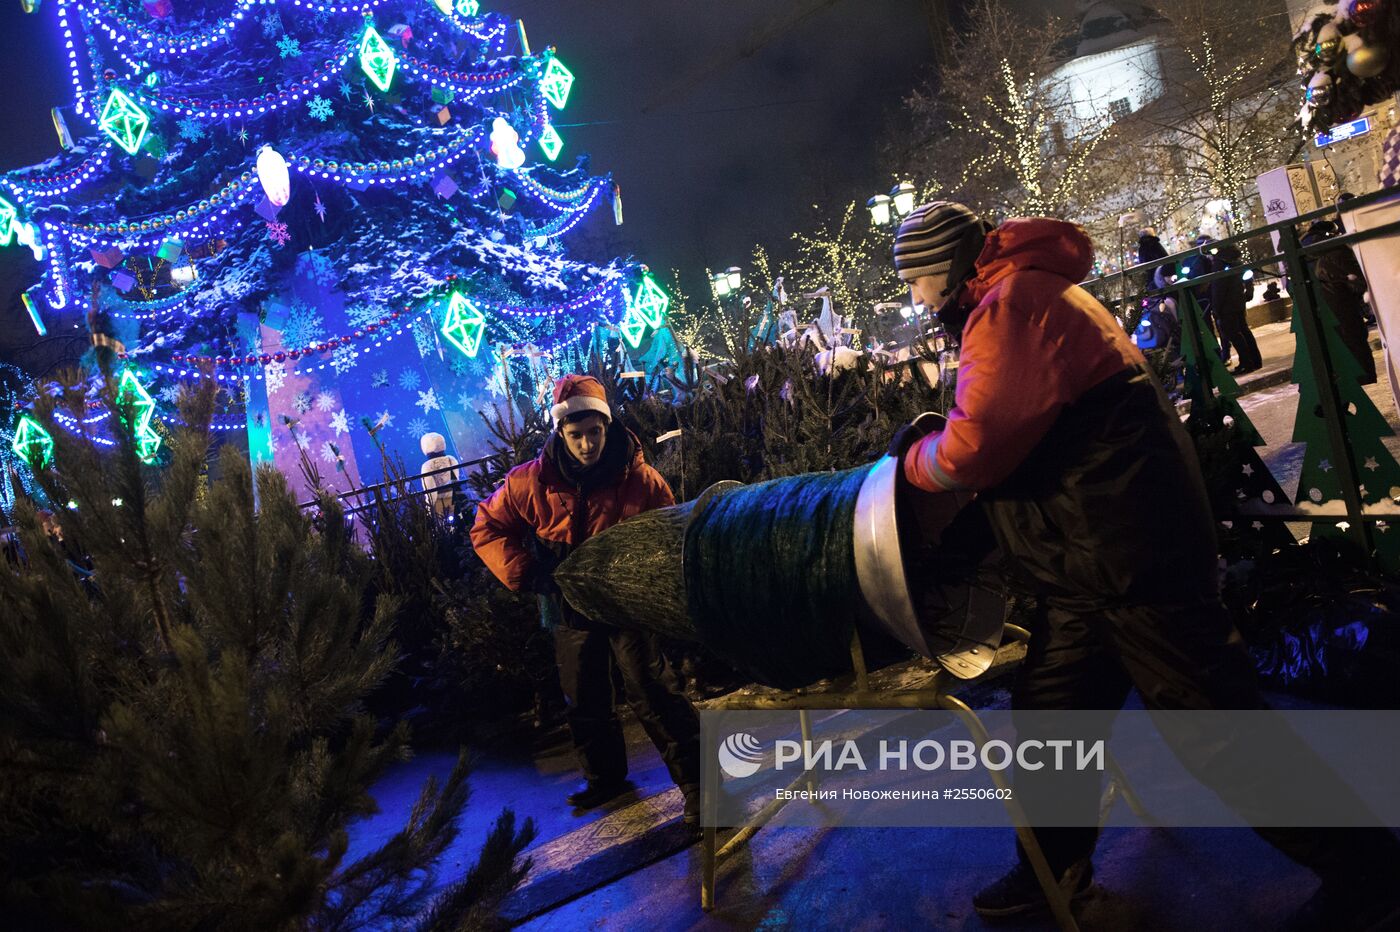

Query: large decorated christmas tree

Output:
[3, 0, 676, 496]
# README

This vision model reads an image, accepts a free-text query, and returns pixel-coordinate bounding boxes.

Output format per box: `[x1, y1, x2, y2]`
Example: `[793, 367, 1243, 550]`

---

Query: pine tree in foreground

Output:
[0, 373, 533, 930]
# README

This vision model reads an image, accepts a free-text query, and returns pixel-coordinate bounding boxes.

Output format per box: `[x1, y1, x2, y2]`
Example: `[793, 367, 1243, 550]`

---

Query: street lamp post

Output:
[867, 181, 917, 230]
[710, 267, 742, 299]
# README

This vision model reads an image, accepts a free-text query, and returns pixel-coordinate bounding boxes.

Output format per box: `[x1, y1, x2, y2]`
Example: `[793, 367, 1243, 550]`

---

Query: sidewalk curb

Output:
[1178, 335, 1383, 416]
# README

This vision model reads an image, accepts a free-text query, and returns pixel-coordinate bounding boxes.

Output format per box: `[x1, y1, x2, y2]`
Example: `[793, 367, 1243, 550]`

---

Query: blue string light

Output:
[2, 144, 113, 199]
[135, 48, 356, 119]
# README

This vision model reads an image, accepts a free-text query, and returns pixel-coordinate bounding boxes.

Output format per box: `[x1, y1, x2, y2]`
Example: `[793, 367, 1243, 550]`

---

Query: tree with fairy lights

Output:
[904, 0, 1112, 220]
[1096, 0, 1295, 238]
[3, 0, 675, 496]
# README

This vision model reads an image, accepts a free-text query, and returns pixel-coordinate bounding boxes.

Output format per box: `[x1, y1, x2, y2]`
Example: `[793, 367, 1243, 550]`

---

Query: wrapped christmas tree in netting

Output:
[556, 454, 1008, 690]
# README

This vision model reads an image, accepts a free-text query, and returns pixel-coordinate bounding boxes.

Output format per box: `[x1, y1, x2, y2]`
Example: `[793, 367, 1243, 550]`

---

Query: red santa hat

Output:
[550, 374, 612, 425]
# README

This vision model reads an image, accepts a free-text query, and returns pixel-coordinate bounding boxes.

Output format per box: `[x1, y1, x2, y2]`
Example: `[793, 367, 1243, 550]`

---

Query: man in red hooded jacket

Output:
[471, 374, 702, 824]
[888, 202, 1400, 928]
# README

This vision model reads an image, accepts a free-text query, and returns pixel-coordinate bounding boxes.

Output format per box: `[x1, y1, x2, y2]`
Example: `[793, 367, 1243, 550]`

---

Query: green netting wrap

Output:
[552, 499, 699, 643]
[682, 466, 871, 689]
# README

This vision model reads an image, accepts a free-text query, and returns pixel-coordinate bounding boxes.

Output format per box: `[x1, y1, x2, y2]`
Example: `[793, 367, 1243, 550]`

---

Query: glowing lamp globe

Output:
[256, 145, 291, 207]
[867, 193, 892, 227]
[725, 267, 742, 292]
[890, 181, 916, 219]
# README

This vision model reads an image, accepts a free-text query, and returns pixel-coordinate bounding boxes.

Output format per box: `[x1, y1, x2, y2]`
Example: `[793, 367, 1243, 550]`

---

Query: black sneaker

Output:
[566, 779, 630, 810]
[972, 859, 1093, 918]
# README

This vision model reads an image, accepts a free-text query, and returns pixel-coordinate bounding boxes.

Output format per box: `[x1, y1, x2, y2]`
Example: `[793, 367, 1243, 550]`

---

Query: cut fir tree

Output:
[0, 374, 533, 930]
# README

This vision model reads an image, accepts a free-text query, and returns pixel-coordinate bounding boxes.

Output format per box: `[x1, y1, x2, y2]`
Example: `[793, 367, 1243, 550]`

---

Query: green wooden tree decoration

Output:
[1178, 289, 1294, 551]
[1288, 283, 1400, 566]
[1180, 289, 1263, 445]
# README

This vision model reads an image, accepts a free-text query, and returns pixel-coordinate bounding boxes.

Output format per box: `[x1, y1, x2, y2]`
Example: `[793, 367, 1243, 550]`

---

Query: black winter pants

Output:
[553, 619, 701, 793]
[1012, 600, 1399, 884]
[1217, 309, 1261, 370]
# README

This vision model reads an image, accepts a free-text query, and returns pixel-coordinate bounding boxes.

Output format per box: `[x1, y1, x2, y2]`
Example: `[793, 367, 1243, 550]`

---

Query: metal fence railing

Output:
[1081, 184, 1400, 564]
[297, 456, 492, 516]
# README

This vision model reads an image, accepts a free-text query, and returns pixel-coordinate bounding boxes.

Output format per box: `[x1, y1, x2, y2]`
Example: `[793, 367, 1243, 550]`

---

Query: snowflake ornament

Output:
[347, 303, 384, 329]
[266, 221, 291, 246]
[339, 79, 354, 100]
[412, 317, 437, 357]
[261, 10, 283, 37]
[281, 304, 325, 351]
[319, 440, 339, 464]
[307, 96, 334, 122]
[376, 409, 395, 429]
[415, 388, 441, 413]
[407, 417, 430, 438]
[264, 362, 288, 393]
[277, 35, 301, 58]
[158, 385, 181, 404]
[456, 392, 472, 411]
[332, 345, 357, 374]
[293, 391, 313, 415]
[237, 127, 249, 145]
[485, 362, 506, 397]
[371, 368, 389, 388]
[397, 369, 421, 391]
[177, 117, 205, 142]
[330, 409, 349, 435]
[315, 391, 336, 412]
[302, 251, 338, 286]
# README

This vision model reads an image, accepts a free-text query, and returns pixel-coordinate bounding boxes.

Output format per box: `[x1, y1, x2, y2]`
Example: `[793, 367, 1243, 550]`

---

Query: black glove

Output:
[887, 411, 947, 461]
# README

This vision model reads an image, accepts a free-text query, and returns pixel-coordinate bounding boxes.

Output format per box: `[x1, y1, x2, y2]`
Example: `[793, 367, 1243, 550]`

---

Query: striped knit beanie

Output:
[893, 201, 984, 283]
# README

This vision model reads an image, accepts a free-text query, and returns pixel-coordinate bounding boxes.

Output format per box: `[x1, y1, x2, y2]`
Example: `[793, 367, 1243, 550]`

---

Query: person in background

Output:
[419, 432, 460, 518]
[1301, 219, 1377, 384]
[470, 374, 702, 826]
[1190, 235, 1229, 364]
[1135, 226, 1168, 298]
[885, 200, 1400, 928]
[1210, 244, 1262, 374]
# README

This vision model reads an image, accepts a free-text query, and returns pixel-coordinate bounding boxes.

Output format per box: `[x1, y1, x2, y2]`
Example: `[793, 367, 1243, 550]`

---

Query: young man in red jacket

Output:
[471, 374, 702, 825]
[889, 202, 1400, 928]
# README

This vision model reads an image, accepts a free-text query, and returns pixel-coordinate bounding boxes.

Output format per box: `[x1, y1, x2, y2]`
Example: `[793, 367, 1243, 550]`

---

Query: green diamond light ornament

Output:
[441, 292, 487, 358]
[540, 56, 574, 109]
[359, 25, 397, 93]
[629, 273, 669, 328]
[99, 88, 150, 156]
[537, 124, 563, 161]
[11, 414, 53, 468]
[454, 0, 479, 14]
[619, 310, 647, 349]
[0, 196, 16, 247]
[115, 369, 162, 463]
[134, 425, 162, 463]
